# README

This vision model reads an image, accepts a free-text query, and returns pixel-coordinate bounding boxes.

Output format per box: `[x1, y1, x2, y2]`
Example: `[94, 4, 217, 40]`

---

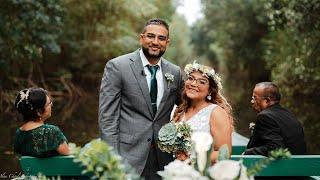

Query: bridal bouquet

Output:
[157, 122, 192, 154]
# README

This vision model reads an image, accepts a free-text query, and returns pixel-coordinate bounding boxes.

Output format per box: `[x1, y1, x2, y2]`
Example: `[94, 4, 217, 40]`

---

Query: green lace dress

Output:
[14, 124, 68, 157]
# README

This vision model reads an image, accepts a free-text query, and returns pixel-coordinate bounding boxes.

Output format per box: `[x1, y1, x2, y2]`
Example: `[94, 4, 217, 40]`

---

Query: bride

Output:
[172, 61, 233, 163]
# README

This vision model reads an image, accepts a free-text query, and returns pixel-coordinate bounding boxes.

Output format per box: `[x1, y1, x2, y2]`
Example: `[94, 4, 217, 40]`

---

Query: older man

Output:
[245, 82, 307, 156]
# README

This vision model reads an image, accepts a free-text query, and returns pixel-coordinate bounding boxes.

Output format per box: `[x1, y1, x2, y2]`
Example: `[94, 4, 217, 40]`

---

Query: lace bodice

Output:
[182, 104, 218, 133]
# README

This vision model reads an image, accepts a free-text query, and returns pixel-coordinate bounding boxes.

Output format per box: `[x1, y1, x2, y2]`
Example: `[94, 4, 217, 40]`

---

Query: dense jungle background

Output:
[1, 0, 319, 174]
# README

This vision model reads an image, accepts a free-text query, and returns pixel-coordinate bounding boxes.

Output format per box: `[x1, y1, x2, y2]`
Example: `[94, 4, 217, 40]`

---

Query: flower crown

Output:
[184, 61, 222, 90]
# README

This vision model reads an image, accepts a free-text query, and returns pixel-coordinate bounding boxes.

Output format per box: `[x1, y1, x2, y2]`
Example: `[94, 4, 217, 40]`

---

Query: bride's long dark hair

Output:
[173, 72, 233, 126]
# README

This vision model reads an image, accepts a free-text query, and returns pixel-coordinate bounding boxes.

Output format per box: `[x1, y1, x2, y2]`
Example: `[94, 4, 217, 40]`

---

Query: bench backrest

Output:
[21, 133, 320, 177]
[231, 132, 249, 155]
[20, 155, 320, 177]
[231, 155, 320, 176]
[20, 155, 86, 177]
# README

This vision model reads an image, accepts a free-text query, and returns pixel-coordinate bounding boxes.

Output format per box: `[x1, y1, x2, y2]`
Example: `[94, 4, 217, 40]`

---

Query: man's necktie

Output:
[147, 65, 159, 115]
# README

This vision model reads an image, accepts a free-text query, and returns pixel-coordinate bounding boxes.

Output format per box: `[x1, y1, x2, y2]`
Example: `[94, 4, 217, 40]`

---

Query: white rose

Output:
[208, 160, 253, 180]
[191, 132, 213, 173]
[191, 132, 213, 152]
[158, 160, 208, 180]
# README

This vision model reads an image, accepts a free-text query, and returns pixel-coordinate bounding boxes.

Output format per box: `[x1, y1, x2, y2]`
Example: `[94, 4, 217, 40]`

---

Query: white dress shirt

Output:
[139, 49, 164, 109]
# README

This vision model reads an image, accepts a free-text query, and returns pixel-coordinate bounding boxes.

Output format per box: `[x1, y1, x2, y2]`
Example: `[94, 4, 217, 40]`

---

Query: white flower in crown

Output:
[193, 63, 201, 71]
[184, 61, 223, 90]
[165, 73, 174, 88]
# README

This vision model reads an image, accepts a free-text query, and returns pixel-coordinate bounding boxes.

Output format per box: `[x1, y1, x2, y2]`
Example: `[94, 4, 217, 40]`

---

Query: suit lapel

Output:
[129, 51, 153, 118]
[155, 59, 171, 119]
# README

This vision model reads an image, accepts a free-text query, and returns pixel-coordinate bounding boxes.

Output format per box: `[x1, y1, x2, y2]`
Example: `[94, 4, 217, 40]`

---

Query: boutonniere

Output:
[249, 122, 255, 134]
[165, 73, 174, 88]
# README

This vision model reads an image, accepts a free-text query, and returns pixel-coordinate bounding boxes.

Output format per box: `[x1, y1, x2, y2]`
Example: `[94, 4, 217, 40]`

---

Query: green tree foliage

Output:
[0, 0, 177, 124]
[165, 13, 193, 65]
[262, 0, 320, 152]
[49, 0, 156, 89]
[194, 0, 320, 153]
[0, 0, 64, 88]
[61, 0, 158, 70]
[46, 0, 176, 90]
[0, 0, 175, 91]
[192, 0, 270, 133]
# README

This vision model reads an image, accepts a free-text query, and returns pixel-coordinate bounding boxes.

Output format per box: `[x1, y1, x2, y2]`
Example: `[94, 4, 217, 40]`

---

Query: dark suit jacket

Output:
[245, 103, 307, 156]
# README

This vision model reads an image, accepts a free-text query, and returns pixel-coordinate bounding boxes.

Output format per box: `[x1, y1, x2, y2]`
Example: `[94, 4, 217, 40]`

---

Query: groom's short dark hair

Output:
[142, 18, 169, 37]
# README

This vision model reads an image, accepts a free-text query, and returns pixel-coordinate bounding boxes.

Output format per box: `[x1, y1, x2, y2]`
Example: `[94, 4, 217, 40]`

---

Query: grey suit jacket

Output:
[98, 49, 183, 174]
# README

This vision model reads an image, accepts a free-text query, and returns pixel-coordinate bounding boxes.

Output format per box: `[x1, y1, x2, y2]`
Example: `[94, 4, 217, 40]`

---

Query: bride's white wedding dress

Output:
[181, 104, 218, 133]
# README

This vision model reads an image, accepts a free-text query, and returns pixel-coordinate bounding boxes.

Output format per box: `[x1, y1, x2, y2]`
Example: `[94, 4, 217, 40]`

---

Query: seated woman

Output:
[14, 88, 69, 157]
[173, 62, 233, 163]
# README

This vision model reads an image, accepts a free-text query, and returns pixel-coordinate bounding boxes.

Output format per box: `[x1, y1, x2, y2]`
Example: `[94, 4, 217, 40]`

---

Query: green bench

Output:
[19, 133, 320, 178]
[19, 132, 248, 177]
[20, 154, 320, 178]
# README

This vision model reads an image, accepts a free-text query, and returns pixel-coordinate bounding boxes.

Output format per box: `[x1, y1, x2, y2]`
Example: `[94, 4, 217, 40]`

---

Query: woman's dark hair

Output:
[15, 88, 48, 121]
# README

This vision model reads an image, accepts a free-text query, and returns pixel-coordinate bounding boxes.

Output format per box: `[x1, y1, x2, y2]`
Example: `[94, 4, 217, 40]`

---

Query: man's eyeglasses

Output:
[251, 96, 268, 101]
[142, 33, 168, 42]
[186, 75, 209, 85]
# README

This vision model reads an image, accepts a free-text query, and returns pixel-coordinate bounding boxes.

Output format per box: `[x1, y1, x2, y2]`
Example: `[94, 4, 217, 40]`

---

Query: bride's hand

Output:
[175, 151, 188, 161]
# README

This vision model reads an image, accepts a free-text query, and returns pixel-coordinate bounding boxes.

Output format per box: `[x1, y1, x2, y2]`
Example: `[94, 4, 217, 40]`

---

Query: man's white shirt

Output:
[140, 49, 164, 109]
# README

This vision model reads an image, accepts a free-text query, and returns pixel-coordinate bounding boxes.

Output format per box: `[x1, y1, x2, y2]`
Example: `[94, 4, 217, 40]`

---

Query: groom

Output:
[98, 18, 183, 179]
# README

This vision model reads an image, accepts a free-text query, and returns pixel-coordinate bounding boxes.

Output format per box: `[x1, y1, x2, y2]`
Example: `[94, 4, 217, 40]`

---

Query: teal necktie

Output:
[147, 65, 159, 115]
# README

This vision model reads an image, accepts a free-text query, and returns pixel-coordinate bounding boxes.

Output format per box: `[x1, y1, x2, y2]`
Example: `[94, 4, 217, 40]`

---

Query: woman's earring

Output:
[207, 95, 212, 100]
[37, 111, 42, 118]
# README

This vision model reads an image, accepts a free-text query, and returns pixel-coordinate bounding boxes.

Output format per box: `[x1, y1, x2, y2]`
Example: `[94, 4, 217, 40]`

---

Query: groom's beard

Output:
[142, 46, 165, 59]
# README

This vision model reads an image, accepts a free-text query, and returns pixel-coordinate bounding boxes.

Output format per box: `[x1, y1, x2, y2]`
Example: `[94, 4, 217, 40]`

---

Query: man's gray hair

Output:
[255, 82, 281, 102]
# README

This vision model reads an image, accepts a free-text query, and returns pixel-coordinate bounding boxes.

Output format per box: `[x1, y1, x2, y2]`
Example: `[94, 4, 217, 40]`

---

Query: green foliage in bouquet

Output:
[157, 122, 192, 153]
[71, 139, 140, 180]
